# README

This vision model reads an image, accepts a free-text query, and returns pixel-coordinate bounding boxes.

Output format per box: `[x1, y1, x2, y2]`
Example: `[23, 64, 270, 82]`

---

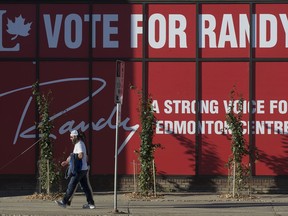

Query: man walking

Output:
[55, 130, 95, 209]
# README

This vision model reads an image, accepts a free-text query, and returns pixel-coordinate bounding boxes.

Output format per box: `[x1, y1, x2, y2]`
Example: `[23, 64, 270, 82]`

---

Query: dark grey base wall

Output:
[1, 175, 288, 196]
[90, 175, 288, 194]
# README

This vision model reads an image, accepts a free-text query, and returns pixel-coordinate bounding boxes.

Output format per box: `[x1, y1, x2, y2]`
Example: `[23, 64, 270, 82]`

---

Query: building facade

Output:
[1, 0, 288, 193]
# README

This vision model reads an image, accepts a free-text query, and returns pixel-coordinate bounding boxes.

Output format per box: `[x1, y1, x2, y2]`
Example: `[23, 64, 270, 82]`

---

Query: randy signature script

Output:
[0, 77, 139, 155]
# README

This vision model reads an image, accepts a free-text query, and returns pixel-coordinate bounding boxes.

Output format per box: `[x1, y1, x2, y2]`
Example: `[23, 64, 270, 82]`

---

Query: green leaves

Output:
[226, 87, 246, 164]
[225, 86, 256, 197]
[133, 87, 161, 195]
[32, 82, 59, 193]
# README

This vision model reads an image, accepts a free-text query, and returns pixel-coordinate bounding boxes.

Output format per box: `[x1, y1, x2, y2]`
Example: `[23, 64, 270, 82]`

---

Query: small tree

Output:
[32, 82, 60, 194]
[132, 85, 161, 196]
[225, 86, 251, 197]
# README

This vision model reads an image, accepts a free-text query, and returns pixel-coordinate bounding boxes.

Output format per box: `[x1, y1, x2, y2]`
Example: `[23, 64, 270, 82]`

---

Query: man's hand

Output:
[61, 160, 69, 167]
[78, 152, 83, 159]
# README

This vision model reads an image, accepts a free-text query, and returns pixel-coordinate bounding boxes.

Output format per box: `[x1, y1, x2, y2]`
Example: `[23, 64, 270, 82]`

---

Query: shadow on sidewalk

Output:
[174, 202, 288, 209]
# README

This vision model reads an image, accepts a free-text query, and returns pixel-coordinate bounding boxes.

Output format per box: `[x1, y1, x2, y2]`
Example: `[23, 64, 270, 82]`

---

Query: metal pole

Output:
[47, 160, 50, 195]
[152, 159, 156, 197]
[113, 103, 120, 213]
[133, 160, 136, 193]
[232, 161, 235, 198]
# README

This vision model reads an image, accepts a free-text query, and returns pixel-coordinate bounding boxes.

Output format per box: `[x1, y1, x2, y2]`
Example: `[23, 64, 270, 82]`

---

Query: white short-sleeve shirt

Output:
[73, 140, 88, 171]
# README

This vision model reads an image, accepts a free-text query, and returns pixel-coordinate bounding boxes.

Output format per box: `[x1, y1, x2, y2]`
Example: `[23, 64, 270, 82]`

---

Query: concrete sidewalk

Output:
[1, 192, 288, 215]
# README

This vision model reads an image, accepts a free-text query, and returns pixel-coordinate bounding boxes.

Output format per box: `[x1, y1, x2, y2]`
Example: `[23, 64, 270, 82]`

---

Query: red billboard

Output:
[0, 62, 36, 174]
[149, 62, 196, 175]
[0, 3, 288, 177]
[255, 62, 288, 175]
[0, 5, 36, 58]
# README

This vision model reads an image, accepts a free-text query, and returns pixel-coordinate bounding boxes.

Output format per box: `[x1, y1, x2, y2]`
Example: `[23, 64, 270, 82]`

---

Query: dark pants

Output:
[62, 170, 94, 205]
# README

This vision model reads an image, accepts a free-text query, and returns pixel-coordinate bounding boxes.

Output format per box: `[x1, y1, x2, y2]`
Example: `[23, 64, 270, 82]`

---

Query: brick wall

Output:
[1, 175, 288, 195]
[91, 175, 288, 194]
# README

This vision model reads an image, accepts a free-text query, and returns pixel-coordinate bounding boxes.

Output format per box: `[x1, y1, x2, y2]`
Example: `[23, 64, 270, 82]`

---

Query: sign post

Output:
[113, 60, 125, 213]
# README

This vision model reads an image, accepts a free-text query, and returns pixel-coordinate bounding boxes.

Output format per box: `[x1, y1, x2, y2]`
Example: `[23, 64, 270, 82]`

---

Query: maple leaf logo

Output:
[6, 15, 32, 40]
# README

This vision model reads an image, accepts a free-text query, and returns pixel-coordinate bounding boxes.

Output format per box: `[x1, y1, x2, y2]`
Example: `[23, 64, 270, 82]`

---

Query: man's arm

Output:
[61, 155, 71, 167]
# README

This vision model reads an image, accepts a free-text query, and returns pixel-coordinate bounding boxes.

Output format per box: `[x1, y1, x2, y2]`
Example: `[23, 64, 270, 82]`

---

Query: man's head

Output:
[70, 130, 79, 144]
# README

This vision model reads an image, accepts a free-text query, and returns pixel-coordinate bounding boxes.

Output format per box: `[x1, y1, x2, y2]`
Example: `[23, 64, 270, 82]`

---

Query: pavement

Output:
[1, 192, 288, 216]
